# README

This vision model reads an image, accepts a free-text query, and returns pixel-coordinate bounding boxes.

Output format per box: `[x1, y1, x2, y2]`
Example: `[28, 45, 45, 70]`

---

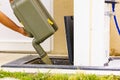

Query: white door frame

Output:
[74, 0, 110, 66]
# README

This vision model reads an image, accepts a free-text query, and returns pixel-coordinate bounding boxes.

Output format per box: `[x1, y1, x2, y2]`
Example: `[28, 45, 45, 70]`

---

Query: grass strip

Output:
[0, 70, 120, 80]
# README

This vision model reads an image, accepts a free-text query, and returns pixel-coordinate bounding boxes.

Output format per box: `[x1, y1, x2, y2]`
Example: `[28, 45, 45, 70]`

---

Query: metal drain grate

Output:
[25, 56, 71, 65]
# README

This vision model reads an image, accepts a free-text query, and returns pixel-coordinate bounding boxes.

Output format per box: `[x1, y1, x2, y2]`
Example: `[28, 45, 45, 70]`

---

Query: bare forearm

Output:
[0, 0, 31, 37]
[0, 11, 30, 37]
[0, 11, 21, 32]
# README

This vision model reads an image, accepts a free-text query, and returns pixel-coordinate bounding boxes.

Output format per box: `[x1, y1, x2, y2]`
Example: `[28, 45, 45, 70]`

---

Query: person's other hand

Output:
[19, 27, 33, 37]
[9, 0, 14, 3]
[19, 27, 30, 37]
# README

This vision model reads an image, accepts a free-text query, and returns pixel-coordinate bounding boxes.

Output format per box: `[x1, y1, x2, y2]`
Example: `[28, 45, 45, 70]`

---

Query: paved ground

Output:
[0, 53, 29, 66]
[0, 77, 19, 80]
[108, 57, 120, 67]
[0, 53, 120, 76]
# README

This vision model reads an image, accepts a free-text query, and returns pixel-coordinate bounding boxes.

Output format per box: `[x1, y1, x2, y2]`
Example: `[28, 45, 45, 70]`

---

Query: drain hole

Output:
[25, 57, 71, 65]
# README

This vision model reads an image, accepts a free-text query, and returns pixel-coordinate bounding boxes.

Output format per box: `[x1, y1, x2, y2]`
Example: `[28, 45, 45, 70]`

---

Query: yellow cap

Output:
[47, 19, 54, 25]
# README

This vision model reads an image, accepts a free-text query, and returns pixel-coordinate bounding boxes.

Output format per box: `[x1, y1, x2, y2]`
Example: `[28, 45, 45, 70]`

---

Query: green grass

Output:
[0, 70, 120, 80]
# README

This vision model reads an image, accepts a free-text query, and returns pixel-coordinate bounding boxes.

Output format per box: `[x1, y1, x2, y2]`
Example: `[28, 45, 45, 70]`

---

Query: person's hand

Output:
[18, 27, 32, 37]
[9, 0, 14, 3]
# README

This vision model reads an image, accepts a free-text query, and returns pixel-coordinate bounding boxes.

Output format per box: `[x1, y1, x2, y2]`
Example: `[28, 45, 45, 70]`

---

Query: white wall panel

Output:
[74, 0, 109, 66]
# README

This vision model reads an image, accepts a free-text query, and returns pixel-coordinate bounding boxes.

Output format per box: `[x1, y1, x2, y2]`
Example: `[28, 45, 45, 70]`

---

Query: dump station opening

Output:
[25, 56, 72, 65]
[3, 55, 120, 71]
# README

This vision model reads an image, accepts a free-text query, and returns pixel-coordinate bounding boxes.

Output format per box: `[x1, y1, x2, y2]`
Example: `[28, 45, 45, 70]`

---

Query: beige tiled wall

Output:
[53, 0, 73, 54]
[52, 0, 120, 56]
[110, 2, 120, 56]
[110, 3, 120, 56]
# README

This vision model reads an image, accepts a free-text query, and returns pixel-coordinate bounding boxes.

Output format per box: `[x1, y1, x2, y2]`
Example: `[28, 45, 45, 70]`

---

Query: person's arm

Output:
[9, 0, 13, 3]
[0, 11, 29, 36]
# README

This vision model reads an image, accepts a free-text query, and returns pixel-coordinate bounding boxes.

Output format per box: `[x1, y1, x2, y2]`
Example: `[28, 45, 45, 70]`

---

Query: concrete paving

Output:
[108, 57, 120, 67]
[0, 77, 19, 80]
[0, 53, 29, 66]
[0, 53, 120, 76]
